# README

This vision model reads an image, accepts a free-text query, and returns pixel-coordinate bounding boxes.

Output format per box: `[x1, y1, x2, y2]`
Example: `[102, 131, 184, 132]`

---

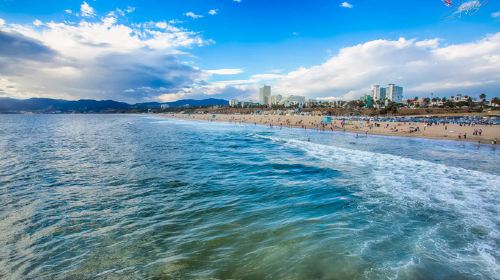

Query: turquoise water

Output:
[0, 114, 499, 280]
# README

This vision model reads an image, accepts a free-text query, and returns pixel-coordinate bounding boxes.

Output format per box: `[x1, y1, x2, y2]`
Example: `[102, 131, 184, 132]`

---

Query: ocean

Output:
[0, 114, 499, 279]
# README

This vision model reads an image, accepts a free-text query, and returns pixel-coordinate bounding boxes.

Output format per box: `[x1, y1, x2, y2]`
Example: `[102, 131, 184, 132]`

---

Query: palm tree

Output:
[467, 97, 473, 108]
[479, 93, 486, 109]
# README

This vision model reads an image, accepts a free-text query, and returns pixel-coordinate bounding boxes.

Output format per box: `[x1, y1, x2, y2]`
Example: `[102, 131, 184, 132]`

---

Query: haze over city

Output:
[0, 0, 499, 103]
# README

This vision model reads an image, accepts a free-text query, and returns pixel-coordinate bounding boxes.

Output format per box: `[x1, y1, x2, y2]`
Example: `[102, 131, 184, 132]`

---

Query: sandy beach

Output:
[166, 113, 500, 144]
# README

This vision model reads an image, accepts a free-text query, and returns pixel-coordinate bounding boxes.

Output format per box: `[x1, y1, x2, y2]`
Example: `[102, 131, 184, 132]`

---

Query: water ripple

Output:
[0, 115, 499, 279]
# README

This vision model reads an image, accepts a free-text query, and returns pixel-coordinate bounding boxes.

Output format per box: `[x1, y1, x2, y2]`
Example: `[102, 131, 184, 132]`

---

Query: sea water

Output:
[0, 114, 498, 279]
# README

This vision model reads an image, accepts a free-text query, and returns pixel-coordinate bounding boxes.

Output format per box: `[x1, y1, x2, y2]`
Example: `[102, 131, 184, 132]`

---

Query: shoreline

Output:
[164, 113, 500, 145]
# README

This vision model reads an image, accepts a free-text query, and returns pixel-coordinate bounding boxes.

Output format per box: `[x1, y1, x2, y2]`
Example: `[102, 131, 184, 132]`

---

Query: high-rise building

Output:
[259, 86, 271, 106]
[371, 85, 386, 101]
[380, 88, 386, 101]
[372, 84, 403, 103]
[386, 84, 403, 103]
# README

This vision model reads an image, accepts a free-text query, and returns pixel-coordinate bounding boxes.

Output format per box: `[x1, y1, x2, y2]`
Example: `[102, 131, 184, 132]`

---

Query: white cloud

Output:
[80, 1, 96, 17]
[2, 5, 498, 103]
[32, 19, 43, 27]
[492, 11, 500, 18]
[185, 12, 203, 19]
[0, 9, 211, 102]
[340, 2, 353, 9]
[0, 18, 5, 27]
[155, 21, 168, 29]
[207, 34, 500, 101]
[268, 34, 500, 100]
[208, 9, 218, 16]
[65, 9, 73, 14]
[206, 69, 243, 75]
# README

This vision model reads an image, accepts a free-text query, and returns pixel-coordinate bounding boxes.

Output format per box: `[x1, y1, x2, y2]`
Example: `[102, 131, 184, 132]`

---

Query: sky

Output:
[0, 0, 499, 103]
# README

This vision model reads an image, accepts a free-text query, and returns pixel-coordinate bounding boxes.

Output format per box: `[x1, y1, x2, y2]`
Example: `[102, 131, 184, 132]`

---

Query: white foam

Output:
[257, 135, 500, 276]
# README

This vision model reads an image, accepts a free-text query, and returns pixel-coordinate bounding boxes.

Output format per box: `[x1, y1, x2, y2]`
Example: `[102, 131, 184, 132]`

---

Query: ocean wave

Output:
[256, 134, 500, 278]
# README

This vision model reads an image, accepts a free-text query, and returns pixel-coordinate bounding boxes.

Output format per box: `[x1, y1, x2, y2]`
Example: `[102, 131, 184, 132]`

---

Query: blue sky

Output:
[0, 0, 499, 102]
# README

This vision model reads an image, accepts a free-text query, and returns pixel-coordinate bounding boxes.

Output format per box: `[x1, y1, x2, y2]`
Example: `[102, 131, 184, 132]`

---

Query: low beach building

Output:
[452, 94, 470, 102]
[229, 99, 238, 107]
[240, 101, 260, 108]
[360, 95, 374, 108]
[280, 95, 306, 107]
[270, 94, 283, 106]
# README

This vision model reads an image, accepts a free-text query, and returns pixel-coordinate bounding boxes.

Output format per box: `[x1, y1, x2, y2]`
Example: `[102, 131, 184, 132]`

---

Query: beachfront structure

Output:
[452, 94, 470, 102]
[240, 101, 260, 108]
[360, 95, 374, 108]
[306, 99, 320, 107]
[371, 84, 403, 103]
[386, 84, 403, 103]
[270, 94, 283, 106]
[371, 85, 386, 102]
[431, 100, 444, 107]
[330, 100, 347, 108]
[229, 99, 238, 107]
[280, 95, 306, 107]
[259, 86, 271, 106]
[160, 104, 170, 109]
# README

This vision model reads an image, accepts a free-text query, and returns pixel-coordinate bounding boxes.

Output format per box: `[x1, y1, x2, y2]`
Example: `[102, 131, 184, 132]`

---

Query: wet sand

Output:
[166, 113, 500, 144]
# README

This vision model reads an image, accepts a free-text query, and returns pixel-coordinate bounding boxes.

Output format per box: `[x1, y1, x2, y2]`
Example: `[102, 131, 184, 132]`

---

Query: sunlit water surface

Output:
[0, 114, 499, 280]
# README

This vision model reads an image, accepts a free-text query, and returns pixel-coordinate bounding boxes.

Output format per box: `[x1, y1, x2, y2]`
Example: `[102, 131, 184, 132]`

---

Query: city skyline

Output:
[0, 0, 499, 103]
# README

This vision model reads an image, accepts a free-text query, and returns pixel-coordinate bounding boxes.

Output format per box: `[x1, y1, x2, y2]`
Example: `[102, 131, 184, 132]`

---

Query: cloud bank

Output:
[0, 2, 498, 103]
[268, 33, 500, 100]
[0, 8, 209, 102]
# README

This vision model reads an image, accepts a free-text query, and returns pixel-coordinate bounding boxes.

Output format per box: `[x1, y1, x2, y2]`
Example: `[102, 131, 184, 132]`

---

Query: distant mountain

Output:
[0, 98, 130, 113]
[0, 97, 228, 113]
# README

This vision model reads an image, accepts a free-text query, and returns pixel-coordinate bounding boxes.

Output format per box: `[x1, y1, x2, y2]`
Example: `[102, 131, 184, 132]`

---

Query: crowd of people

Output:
[169, 113, 499, 145]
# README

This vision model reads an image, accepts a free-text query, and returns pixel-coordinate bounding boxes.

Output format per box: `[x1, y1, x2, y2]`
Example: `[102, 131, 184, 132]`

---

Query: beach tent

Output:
[323, 116, 333, 124]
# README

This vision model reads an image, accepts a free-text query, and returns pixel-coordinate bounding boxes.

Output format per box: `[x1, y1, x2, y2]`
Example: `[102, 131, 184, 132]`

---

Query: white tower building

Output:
[386, 84, 403, 103]
[259, 86, 271, 106]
